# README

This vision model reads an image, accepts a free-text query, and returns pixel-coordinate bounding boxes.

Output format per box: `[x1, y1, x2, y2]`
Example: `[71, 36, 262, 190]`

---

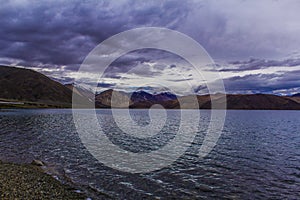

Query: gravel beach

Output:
[0, 161, 86, 199]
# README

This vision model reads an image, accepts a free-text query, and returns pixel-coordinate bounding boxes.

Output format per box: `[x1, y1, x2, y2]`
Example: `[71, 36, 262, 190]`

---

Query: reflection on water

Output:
[0, 109, 299, 199]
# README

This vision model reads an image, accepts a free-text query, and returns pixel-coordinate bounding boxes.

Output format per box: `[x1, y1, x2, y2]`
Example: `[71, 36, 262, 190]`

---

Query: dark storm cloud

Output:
[0, 0, 192, 69]
[107, 75, 123, 79]
[1, 0, 300, 95]
[2, 0, 300, 68]
[224, 70, 300, 94]
[218, 57, 300, 72]
[178, 1, 300, 60]
[102, 49, 185, 78]
[97, 82, 116, 88]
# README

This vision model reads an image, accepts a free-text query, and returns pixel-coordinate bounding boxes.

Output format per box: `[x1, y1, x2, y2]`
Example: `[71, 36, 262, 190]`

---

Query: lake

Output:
[0, 109, 299, 199]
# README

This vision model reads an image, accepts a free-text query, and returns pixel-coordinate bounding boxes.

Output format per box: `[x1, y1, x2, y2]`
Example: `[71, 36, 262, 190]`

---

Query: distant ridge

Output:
[292, 93, 300, 97]
[95, 90, 300, 110]
[1, 66, 299, 110]
[207, 94, 300, 110]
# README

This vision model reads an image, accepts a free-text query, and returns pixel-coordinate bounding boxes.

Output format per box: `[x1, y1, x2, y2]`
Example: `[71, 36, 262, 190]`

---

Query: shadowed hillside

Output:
[0, 66, 73, 107]
[203, 94, 300, 110]
[292, 93, 300, 97]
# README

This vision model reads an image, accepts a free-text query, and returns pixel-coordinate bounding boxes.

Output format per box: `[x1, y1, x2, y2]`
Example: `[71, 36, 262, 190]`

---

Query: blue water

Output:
[0, 109, 299, 199]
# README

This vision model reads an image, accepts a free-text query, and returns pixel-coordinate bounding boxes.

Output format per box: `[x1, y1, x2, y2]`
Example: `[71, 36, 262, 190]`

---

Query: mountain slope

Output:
[215, 94, 300, 110]
[292, 93, 300, 97]
[65, 83, 94, 102]
[95, 89, 132, 108]
[288, 96, 300, 104]
[0, 66, 72, 106]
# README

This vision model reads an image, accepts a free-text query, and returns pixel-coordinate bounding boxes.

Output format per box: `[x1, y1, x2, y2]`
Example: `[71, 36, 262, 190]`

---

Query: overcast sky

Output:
[1, 0, 300, 95]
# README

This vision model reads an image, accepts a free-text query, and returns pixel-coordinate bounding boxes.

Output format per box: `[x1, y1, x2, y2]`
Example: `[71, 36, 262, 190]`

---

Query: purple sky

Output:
[0, 0, 300, 95]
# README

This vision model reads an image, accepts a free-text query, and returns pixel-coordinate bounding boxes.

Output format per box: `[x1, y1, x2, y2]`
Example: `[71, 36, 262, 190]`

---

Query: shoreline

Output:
[0, 160, 86, 199]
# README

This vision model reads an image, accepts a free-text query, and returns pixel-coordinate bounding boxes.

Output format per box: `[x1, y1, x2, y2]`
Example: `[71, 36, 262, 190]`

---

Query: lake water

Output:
[0, 109, 299, 199]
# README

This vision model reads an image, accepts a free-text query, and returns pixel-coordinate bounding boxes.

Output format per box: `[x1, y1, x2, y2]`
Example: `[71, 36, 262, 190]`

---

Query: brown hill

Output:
[0, 66, 72, 107]
[217, 94, 300, 110]
[287, 96, 300, 104]
[165, 94, 300, 110]
[95, 89, 132, 108]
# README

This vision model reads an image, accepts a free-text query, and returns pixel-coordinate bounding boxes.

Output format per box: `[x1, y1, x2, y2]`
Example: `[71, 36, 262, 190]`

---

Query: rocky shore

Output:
[0, 160, 86, 199]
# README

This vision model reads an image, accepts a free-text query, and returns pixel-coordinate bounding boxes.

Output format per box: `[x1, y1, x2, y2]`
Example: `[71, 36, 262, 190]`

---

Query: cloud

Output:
[179, 0, 300, 60]
[223, 70, 300, 94]
[3, 0, 300, 70]
[102, 49, 187, 79]
[218, 57, 300, 72]
[167, 78, 193, 82]
[0, 0, 192, 68]
[97, 82, 116, 88]
[1, 0, 300, 95]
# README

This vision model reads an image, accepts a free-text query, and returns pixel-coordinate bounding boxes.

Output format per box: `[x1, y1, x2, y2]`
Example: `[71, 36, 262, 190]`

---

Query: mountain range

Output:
[1, 65, 300, 110]
[95, 90, 300, 110]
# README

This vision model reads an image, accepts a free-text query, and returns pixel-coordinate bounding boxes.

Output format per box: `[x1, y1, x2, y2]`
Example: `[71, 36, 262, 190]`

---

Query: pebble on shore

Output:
[0, 161, 86, 199]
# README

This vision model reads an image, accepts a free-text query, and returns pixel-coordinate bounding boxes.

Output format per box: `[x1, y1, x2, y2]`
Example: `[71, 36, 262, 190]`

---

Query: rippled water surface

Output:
[0, 109, 299, 199]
